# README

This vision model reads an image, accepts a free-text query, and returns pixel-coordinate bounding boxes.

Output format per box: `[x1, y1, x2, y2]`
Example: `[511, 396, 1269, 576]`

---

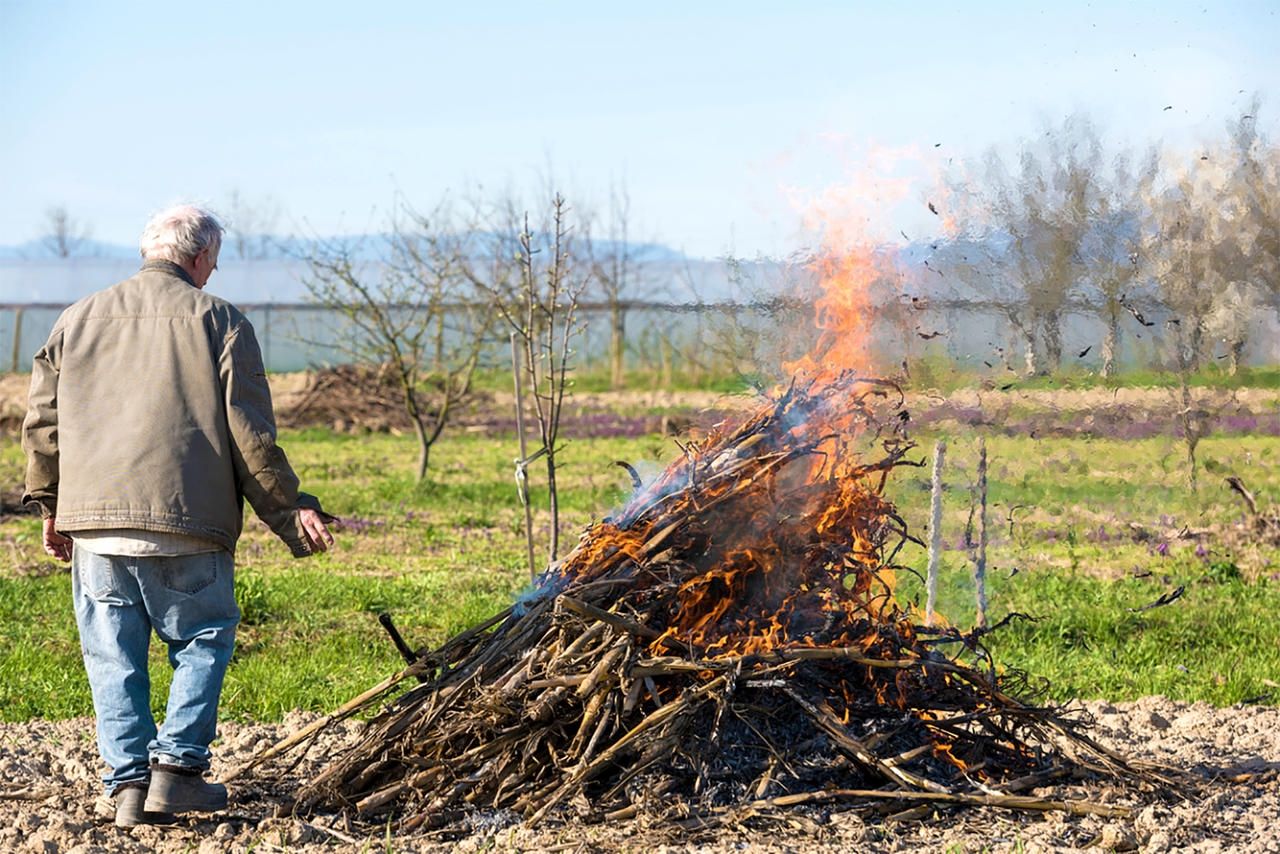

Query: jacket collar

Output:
[140, 258, 197, 288]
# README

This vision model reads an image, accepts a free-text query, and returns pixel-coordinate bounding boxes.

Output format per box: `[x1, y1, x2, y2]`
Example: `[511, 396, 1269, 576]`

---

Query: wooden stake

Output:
[975, 437, 989, 628]
[926, 440, 946, 626]
[511, 332, 538, 582]
[9, 308, 22, 373]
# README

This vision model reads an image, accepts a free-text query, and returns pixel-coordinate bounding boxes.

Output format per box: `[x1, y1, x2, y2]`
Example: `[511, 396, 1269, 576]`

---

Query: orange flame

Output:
[784, 244, 889, 383]
[782, 141, 957, 384]
[541, 148, 950, 689]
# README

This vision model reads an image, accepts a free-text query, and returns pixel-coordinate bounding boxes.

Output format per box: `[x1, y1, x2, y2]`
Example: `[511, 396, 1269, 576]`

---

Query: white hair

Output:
[139, 204, 224, 263]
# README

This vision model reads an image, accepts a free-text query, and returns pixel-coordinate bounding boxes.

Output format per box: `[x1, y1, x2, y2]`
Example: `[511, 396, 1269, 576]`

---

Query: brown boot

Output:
[114, 784, 176, 828]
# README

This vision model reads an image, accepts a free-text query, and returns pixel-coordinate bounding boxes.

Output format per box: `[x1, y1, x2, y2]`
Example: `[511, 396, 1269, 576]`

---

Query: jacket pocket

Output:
[160, 553, 219, 595]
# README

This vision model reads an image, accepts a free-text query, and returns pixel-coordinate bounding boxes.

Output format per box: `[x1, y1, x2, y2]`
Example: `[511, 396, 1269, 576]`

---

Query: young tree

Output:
[471, 194, 589, 563]
[302, 203, 492, 481]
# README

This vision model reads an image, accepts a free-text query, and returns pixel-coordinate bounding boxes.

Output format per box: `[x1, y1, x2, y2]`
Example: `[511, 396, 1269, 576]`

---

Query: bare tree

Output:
[42, 206, 91, 258]
[1139, 155, 1232, 489]
[1218, 101, 1280, 371]
[585, 184, 646, 389]
[934, 234, 1039, 374]
[1169, 316, 1213, 492]
[1078, 148, 1158, 377]
[302, 202, 492, 481]
[1145, 158, 1235, 371]
[692, 254, 813, 382]
[955, 115, 1102, 375]
[472, 194, 589, 563]
[224, 190, 283, 260]
[1205, 281, 1264, 375]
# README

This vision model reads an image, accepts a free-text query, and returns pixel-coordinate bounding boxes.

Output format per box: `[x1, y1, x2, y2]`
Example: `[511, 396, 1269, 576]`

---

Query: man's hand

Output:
[42, 517, 73, 562]
[299, 508, 335, 553]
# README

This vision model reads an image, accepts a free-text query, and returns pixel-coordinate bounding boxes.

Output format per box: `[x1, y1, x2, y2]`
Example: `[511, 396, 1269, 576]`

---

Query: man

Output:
[22, 204, 334, 828]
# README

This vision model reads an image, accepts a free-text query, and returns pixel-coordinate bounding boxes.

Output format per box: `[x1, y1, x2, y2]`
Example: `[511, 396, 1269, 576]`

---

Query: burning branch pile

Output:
[264, 374, 1164, 831]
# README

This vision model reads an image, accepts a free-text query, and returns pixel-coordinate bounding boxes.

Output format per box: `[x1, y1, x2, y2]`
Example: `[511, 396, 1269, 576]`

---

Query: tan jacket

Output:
[22, 260, 325, 557]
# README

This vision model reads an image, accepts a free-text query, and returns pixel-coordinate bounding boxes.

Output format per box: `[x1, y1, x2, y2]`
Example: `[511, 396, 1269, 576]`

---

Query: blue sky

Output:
[1, 0, 1275, 258]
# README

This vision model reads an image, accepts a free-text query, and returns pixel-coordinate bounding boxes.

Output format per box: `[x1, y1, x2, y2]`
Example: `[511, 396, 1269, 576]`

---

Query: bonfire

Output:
[232, 372, 1171, 833]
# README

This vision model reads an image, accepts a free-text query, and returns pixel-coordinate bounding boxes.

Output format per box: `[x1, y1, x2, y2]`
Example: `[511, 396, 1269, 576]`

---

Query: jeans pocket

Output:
[77, 550, 118, 600]
[160, 553, 219, 596]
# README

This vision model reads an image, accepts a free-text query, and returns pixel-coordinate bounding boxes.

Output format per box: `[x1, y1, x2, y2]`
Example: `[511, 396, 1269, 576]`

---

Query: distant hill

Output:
[0, 238, 138, 261]
[0, 232, 1014, 306]
[0, 234, 689, 265]
[0, 253, 787, 307]
[0, 231, 789, 305]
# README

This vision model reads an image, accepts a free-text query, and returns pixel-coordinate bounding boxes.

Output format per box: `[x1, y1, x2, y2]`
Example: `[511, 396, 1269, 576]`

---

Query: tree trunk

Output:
[1171, 322, 1200, 493]
[1042, 312, 1062, 375]
[1008, 309, 1039, 377]
[609, 303, 626, 389]
[402, 380, 431, 483]
[413, 417, 430, 483]
[660, 335, 673, 389]
[433, 314, 445, 372]
[545, 447, 559, 563]
[1101, 306, 1120, 378]
[1187, 320, 1205, 372]
[1227, 337, 1246, 376]
[1022, 328, 1039, 377]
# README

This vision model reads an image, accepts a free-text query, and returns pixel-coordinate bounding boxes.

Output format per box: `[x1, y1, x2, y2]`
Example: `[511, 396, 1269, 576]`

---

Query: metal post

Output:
[925, 440, 946, 626]
[975, 438, 989, 628]
[511, 333, 538, 582]
[262, 305, 272, 371]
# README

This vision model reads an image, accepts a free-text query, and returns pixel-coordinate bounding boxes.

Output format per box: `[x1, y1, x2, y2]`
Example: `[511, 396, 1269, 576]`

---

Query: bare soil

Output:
[3, 371, 1277, 441]
[1, 697, 1277, 852]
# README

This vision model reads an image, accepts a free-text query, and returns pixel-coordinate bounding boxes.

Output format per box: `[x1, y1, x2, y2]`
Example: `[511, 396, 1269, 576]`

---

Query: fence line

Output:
[3, 295, 1270, 375]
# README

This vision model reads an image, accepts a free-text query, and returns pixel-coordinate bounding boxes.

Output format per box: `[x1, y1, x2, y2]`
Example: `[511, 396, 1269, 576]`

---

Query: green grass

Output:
[897, 558, 1280, 706]
[903, 356, 1280, 393]
[468, 362, 1280, 396]
[0, 430, 658, 722]
[1, 416, 1278, 722]
[1008, 364, 1280, 391]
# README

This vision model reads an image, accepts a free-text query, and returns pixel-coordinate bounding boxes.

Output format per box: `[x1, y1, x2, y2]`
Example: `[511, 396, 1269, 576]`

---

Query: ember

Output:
[233, 373, 1172, 832]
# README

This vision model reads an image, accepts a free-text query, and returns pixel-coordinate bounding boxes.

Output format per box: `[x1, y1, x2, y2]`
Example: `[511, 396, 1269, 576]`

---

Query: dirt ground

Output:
[1, 697, 1277, 853]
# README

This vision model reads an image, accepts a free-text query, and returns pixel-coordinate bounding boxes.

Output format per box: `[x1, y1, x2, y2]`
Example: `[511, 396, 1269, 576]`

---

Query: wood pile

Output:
[238, 373, 1172, 833]
[278, 364, 415, 433]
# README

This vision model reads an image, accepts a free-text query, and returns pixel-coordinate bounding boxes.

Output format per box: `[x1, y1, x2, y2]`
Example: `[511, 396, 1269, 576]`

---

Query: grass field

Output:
[1, 396, 1278, 723]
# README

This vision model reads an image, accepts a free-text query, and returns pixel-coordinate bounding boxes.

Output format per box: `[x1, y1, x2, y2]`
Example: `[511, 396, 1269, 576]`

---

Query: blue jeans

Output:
[71, 544, 239, 793]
